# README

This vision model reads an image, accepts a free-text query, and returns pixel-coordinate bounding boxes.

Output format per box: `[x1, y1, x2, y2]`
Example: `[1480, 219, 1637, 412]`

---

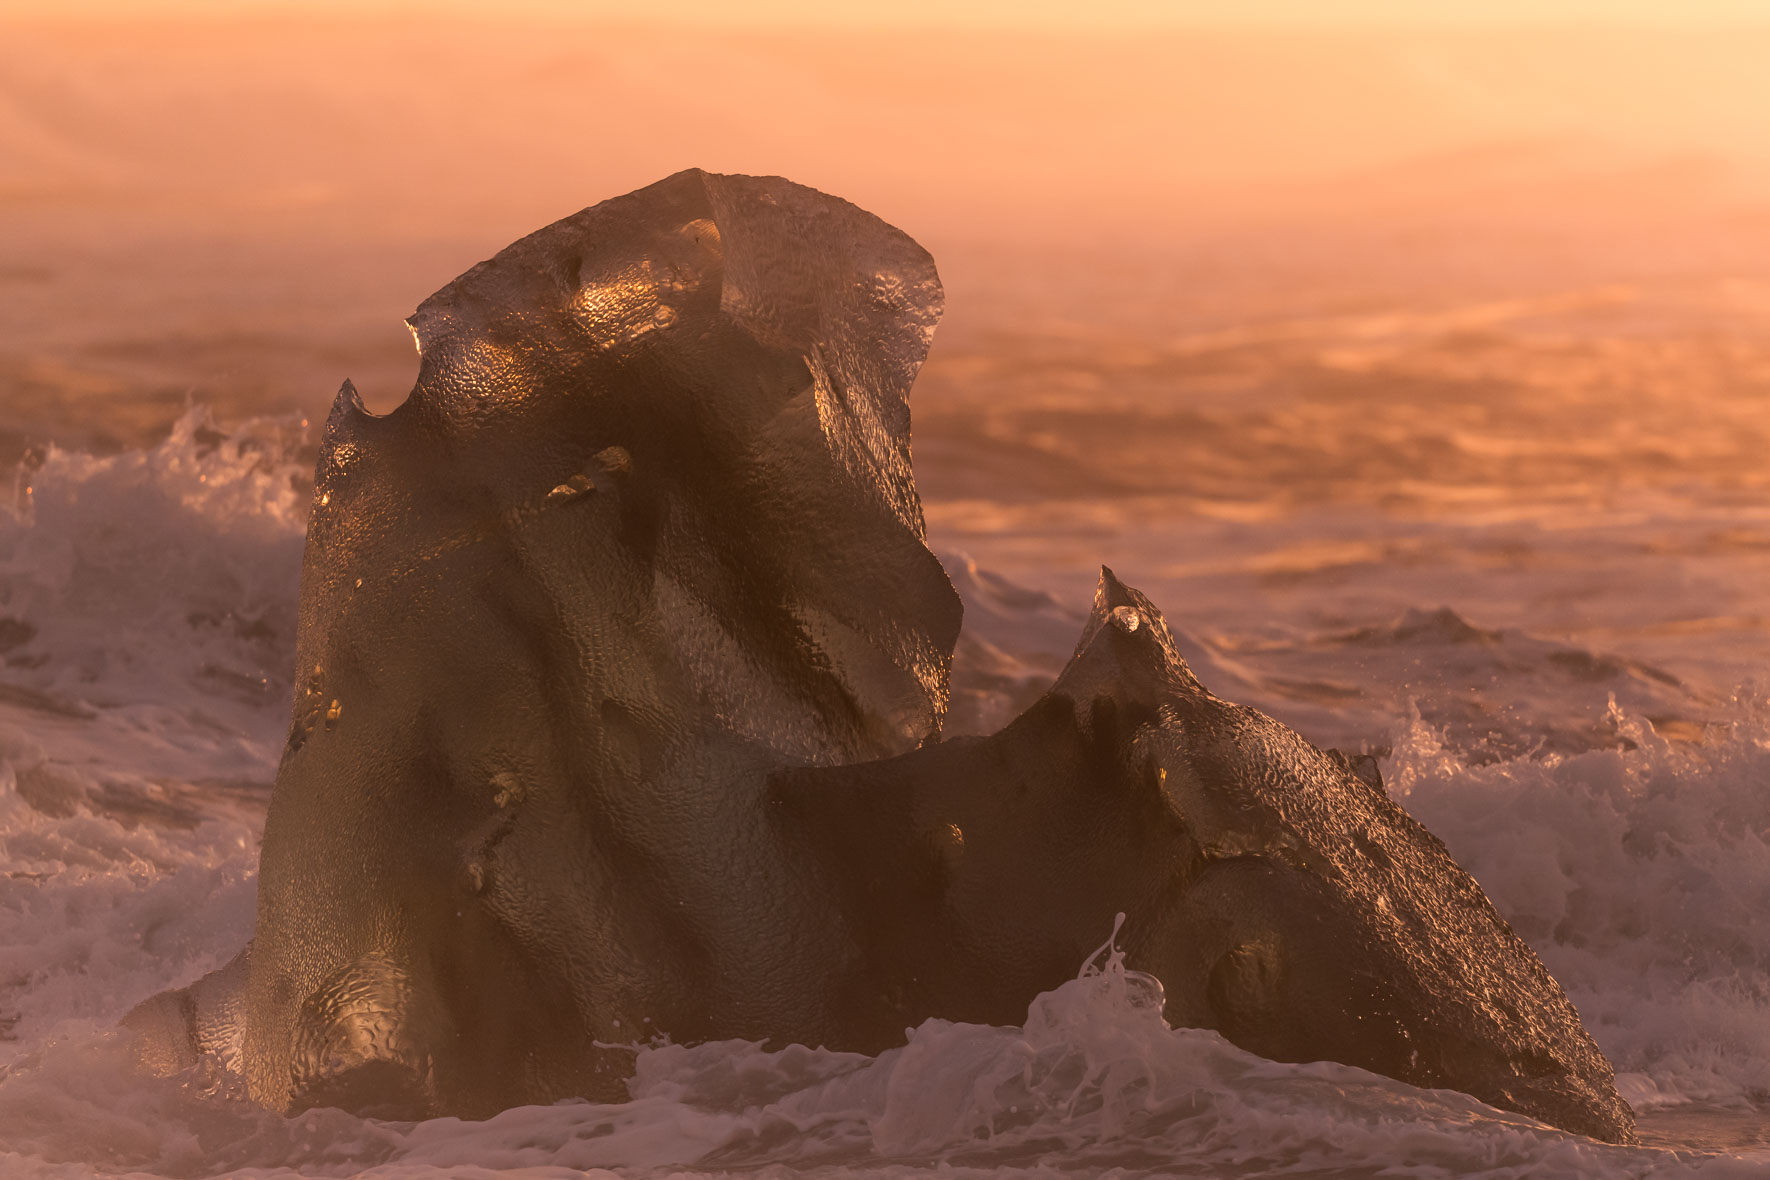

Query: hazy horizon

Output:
[7, 10, 1770, 424]
[11, 0, 1770, 28]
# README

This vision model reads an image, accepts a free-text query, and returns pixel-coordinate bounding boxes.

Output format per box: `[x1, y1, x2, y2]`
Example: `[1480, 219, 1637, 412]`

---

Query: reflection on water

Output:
[1637, 1107, 1770, 1153]
[921, 278, 1770, 753]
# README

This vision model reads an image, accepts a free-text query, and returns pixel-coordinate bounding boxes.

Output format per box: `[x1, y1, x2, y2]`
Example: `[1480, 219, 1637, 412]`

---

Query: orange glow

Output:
[4, 4, 1770, 416]
[12, 1, 1770, 25]
[5, 15, 1769, 237]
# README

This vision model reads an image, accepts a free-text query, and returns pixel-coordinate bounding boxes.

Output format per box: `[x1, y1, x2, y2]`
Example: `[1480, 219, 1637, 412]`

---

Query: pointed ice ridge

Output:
[1065, 565, 1203, 697]
[327, 378, 367, 428]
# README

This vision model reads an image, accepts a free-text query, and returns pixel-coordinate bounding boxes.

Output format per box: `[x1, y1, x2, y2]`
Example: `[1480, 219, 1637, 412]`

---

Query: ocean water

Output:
[7, 276, 1770, 1178]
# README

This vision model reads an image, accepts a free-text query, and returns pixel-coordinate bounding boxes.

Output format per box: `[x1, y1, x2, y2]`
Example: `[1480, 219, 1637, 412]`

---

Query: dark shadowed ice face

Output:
[251, 596, 645, 1116]
[238, 170, 963, 1116]
[775, 691, 1193, 1039]
[776, 573, 1637, 1145]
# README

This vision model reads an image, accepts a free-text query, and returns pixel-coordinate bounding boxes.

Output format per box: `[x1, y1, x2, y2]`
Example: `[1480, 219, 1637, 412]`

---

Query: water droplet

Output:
[318, 491, 331, 507]
[354, 577, 363, 589]
[491, 770, 526, 808]
[546, 473, 596, 502]
[930, 822, 965, 872]
[325, 699, 343, 725]
[1110, 605, 1142, 633]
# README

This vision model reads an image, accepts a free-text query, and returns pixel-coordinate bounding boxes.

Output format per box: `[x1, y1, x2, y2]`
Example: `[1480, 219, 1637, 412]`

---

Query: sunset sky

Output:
[11, 0, 1770, 23]
[8, 0, 1770, 420]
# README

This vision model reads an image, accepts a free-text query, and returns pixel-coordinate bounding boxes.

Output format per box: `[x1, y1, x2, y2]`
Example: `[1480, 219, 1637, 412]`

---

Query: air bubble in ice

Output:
[546, 474, 596, 503]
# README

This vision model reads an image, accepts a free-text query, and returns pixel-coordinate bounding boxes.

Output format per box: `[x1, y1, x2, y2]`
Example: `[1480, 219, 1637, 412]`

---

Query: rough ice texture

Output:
[778, 569, 1637, 1144]
[239, 170, 962, 1116]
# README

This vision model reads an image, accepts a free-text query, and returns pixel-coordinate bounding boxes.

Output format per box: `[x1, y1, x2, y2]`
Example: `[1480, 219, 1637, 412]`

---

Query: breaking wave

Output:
[0, 407, 308, 731]
[1394, 697, 1770, 1112]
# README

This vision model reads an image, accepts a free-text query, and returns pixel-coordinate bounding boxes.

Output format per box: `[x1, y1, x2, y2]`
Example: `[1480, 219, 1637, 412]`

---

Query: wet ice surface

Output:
[8, 281, 1770, 1175]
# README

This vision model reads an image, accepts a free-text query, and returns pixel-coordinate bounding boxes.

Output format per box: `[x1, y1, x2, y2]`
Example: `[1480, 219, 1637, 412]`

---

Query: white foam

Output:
[1, 406, 306, 737]
[7, 938, 1754, 1178]
[1391, 696, 1770, 1110]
